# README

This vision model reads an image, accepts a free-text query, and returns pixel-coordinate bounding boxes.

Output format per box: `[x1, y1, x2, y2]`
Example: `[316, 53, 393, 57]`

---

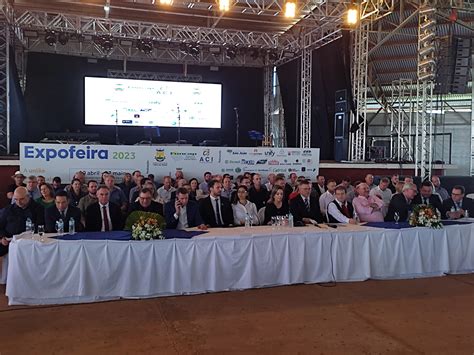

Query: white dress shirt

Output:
[319, 191, 335, 217]
[327, 199, 350, 223]
[232, 200, 259, 226]
[156, 186, 176, 204]
[174, 205, 188, 230]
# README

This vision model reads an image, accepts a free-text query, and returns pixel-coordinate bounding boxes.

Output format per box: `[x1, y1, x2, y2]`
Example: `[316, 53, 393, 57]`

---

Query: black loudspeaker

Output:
[334, 90, 349, 162]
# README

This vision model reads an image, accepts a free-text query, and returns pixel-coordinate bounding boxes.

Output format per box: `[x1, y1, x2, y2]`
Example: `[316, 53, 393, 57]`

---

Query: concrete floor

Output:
[0, 275, 473, 354]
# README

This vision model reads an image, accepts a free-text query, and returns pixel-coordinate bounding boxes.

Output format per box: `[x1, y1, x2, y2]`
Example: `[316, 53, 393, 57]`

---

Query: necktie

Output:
[215, 199, 223, 226]
[102, 206, 110, 231]
[341, 203, 349, 218]
[60, 211, 66, 220]
[304, 198, 310, 211]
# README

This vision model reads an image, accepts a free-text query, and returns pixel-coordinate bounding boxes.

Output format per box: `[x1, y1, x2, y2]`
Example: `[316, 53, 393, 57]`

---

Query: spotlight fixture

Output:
[268, 50, 278, 61]
[95, 35, 114, 52]
[188, 43, 200, 57]
[137, 39, 154, 54]
[44, 30, 57, 46]
[346, 3, 358, 26]
[209, 46, 222, 56]
[219, 0, 230, 12]
[284, 0, 296, 18]
[58, 32, 69, 45]
[104, 0, 111, 17]
[226, 47, 237, 59]
[249, 48, 260, 60]
[160, 0, 173, 5]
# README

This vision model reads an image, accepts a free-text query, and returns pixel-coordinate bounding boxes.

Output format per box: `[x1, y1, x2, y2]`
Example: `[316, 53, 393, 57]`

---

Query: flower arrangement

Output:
[408, 204, 443, 229]
[131, 216, 164, 240]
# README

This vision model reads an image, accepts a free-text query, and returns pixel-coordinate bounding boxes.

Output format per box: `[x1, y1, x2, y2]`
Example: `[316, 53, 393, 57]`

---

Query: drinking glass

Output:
[38, 225, 45, 242]
[271, 216, 276, 229]
[394, 212, 400, 224]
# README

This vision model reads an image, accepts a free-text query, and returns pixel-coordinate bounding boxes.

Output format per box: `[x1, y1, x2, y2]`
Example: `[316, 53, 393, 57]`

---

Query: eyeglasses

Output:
[451, 193, 463, 196]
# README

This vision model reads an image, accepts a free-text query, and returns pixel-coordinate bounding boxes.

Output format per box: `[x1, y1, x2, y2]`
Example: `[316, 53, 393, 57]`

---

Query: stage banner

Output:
[20, 143, 320, 183]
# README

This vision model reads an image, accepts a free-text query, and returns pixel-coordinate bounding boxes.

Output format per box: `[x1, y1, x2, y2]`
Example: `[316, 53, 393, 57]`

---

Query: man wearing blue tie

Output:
[442, 185, 474, 219]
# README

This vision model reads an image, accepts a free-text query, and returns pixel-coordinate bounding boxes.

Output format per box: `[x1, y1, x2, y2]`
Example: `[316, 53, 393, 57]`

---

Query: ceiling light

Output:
[346, 5, 358, 26]
[219, 0, 230, 12]
[226, 47, 237, 59]
[284, 0, 296, 18]
[160, 0, 173, 5]
[104, 0, 111, 17]
[58, 32, 69, 45]
[137, 39, 154, 54]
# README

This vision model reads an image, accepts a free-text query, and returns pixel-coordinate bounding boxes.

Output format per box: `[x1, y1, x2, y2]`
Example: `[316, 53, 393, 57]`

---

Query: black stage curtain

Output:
[277, 33, 352, 158]
[24, 53, 264, 147]
[9, 48, 27, 154]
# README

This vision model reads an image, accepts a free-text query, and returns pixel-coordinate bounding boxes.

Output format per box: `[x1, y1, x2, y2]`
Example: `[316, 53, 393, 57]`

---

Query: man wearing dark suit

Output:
[412, 181, 443, 214]
[165, 188, 207, 230]
[85, 186, 123, 231]
[289, 179, 324, 225]
[385, 183, 418, 222]
[128, 188, 164, 216]
[442, 185, 474, 219]
[198, 180, 234, 227]
[312, 175, 326, 200]
[0, 187, 44, 256]
[45, 191, 83, 233]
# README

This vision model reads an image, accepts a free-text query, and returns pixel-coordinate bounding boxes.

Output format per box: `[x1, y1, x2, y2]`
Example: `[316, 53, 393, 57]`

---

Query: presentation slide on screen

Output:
[84, 77, 222, 128]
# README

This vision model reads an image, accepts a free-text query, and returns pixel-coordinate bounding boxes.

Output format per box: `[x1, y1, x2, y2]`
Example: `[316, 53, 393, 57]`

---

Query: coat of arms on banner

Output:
[155, 149, 166, 162]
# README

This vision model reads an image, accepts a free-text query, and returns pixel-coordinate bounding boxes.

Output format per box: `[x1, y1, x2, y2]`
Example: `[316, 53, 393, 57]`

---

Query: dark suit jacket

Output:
[85, 202, 123, 231]
[128, 200, 163, 216]
[198, 196, 234, 227]
[441, 197, 474, 219]
[45, 205, 83, 233]
[0, 200, 44, 256]
[312, 184, 327, 200]
[385, 193, 413, 222]
[412, 194, 443, 214]
[164, 200, 204, 229]
[289, 194, 324, 225]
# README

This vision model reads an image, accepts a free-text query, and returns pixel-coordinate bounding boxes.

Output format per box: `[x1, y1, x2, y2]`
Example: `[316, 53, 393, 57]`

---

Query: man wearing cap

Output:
[6, 171, 26, 202]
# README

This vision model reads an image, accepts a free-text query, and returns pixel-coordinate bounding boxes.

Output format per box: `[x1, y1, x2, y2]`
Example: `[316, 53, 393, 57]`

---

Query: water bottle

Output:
[464, 209, 469, 219]
[69, 217, 76, 234]
[353, 210, 360, 224]
[25, 217, 33, 234]
[288, 213, 294, 228]
[56, 219, 64, 235]
[245, 213, 251, 228]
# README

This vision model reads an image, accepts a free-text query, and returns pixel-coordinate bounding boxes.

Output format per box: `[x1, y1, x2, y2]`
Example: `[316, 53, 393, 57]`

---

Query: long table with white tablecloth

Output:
[5, 223, 474, 305]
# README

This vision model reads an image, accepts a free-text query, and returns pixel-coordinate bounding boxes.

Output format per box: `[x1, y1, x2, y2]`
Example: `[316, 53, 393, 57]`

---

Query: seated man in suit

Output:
[442, 185, 474, 219]
[165, 188, 207, 230]
[385, 183, 418, 222]
[85, 185, 123, 231]
[45, 191, 83, 233]
[198, 179, 234, 227]
[0, 186, 44, 256]
[129, 188, 163, 216]
[412, 180, 443, 213]
[289, 179, 324, 225]
[327, 185, 356, 224]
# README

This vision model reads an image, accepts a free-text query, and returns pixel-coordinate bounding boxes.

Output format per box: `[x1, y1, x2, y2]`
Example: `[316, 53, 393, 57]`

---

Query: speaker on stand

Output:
[334, 89, 349, 162]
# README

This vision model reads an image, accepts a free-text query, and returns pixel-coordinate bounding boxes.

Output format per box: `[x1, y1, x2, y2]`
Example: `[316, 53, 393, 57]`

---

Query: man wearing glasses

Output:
[385, 183, 417, 222]
[289, 179, 324, 225]
[128, 188, 163, 216]
[442, 185, 473, 219]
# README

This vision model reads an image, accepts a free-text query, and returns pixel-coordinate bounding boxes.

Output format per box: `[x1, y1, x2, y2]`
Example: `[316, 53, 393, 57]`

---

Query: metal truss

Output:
[108, 70, 202, 82]
[415, 2, 436, 181]
[0, 16, 9, 154]
[350, 21, 370, 161]
[263, 66, 273, 147]
[390, 79, 414, 161]
[299, 44, 312, 148]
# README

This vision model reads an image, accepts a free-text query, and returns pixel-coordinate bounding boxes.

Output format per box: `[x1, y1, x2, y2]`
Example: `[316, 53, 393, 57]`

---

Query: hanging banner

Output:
[20, 143, 320, 183]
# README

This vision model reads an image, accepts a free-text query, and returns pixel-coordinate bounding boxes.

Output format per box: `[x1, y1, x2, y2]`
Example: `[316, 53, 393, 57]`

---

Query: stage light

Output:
[284, 0, 296, 18]
[95, 35, 114, 52]
[104, 0, 111, 17]
[219, 0, 230, 12]
[249, 48, 260, 60]
[160, 0, 173, 5]
[44, 30, 57, 46]
[226, 47, 237, 59]
[137, 39, 154, 54]
[188, 43, 200, 57]
[58, 32, 69, 45]
[268, 50, 278, 61]
[346, 4, 358, 26]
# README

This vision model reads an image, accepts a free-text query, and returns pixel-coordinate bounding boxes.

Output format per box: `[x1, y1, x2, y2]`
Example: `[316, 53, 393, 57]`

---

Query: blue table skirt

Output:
[54, 229, 208, 241]
[365, 220, 472, 229]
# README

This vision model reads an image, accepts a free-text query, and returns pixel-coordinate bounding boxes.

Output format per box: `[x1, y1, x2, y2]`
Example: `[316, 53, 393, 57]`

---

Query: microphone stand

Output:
[234, 107, 239, 147]
[176, 103, 181, 145]
[115, 109, 119, 145]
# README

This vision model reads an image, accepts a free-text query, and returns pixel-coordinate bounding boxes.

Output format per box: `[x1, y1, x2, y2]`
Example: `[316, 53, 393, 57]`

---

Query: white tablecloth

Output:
[6, 224, 474, 305]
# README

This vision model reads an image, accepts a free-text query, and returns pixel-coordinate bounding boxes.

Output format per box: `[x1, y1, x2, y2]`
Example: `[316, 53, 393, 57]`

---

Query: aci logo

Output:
[155, 149, 166, 162]
[200, 149, 214, 163]
[24, 145, 108, 162]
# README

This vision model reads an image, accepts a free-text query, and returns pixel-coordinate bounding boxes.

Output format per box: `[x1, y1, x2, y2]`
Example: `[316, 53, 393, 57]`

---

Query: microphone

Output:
[233, 107, 238, 111]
